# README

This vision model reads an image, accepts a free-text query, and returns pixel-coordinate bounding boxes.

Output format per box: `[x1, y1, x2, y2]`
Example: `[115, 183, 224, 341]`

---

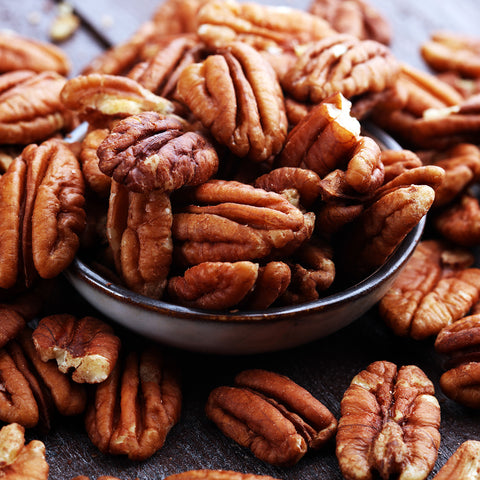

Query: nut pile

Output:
[1, 0, 480, 479]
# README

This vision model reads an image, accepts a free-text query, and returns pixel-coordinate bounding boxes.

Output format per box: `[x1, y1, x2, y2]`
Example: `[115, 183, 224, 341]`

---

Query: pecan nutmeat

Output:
[432, 440, 480, 479]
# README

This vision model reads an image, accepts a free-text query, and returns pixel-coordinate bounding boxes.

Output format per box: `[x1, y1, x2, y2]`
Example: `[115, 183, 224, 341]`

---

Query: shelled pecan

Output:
[380, 240, 480, 339]
[0, 308, 25, 349]
[432, 440, 480, 479]
[0, 423, 48, 480]
[434, 315, 480, 408]
[32, 314, 121, 384]
[206, 369, 337, 467]
[336, 361, 441, 480]
[165, 472, 283, 480]
[85, 347, 181, 460]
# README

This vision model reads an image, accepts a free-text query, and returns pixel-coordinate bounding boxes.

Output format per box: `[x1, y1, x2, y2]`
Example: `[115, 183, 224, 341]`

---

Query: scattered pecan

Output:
[0, 423, 48, 480]
[106, 181, 172, 299]
[282, 34, 399, 104]
[379, 240, 480, 339]
[97, 112, 218, 193]
[165, 471, 283, 480]
[0, 71, 74, 145]
[421, 31, 480, 78]
[308, 0, 391, 45]
[176, 41, 287, 162]
[172, 180, 310, 266]
[206, 369, 337, 467]
[32, 314, 121, 384]
[0, 308, 25, 349]
[85, 347, 181, 460]
[432, 440, 480, 479]
[434, 315, 480, 408]
[0, 31, 70, 75]
[336, 361, 441, 480]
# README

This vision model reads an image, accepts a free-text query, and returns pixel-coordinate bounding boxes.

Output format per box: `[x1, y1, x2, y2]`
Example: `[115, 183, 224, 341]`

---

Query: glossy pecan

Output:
[32, 314, 121, 384]
[308, 0, 391, 44]
[0, 308, 25, 349]
[172, 180, 311, 266]
[165, 471, 283, 480]
[0, 31, 70, 75]
[282, 34, 399, 104]
[85, 347, 181, 460]
[0, 71, 74, 145]
[432, 440, 480, 479]
[206, 369, 337, 467]
[0, 423, 48, 480]
[0, 138, 85, 289]
[379, 240, 480, 339]
[106, 181, 172, 299]
[97, 112, 218, 193]
[434, 315, 480, 408]
[336, 361, 440, 480]
[176, 42, 287, 162]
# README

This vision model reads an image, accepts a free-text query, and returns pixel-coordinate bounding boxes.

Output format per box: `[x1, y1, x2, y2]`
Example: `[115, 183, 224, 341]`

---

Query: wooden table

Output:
[2, 1, 480, 479]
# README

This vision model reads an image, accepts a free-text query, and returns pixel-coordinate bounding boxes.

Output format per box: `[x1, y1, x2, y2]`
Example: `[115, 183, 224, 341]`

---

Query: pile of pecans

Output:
[1, 0, 480, 478]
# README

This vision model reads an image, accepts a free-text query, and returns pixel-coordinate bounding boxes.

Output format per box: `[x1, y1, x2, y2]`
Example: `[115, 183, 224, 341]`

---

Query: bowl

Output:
[65, 125, 425, 355]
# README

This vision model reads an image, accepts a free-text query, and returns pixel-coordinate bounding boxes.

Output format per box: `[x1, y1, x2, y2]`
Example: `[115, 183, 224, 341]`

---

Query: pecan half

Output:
[165, 471, 282, 480]
[0, 308, 25, 349]
[176, 42, 287, 162]
[32, 314, 121, 384]
[85, 347, 181, 460]
[380, 240, 480, 339]
[282, 34, 399, 104]
[97, 112, 218, 193]
[0, 423, 48, 480]
[434, 315, 480, 408]
[432, 440, 480, 479]
[336, 361, 441, 480]
[206, 369, 337, 467]
[107, 181, 173, 298]
[0, 31, 70, 75]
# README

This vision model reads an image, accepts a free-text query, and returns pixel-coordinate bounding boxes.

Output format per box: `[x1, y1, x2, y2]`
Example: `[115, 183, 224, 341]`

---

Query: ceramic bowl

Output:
[65, 125, 425, 355]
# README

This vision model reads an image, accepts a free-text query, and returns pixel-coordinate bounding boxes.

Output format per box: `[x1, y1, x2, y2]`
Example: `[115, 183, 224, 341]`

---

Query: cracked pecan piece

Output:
[85, 347, 181, 461]
[432, 440, 480, 479]
[308, 0, 391, 44]
[97, 112, 218, 193]
[107, 181, 173, 299]
[0, 71, 75, 145]
[32, 314, 121, 384]
[282, 34, 399, 104]
[172, 180, 311, 266]
[336, 361, 440, 480]
[380, 240, 480, 339]
[206, 369, 337, 467]
[435, 315, 480, 408]
[176, 41, 287, 162]
[165, 471, 282, 480]
[0, 423, 48, 480]
[0, 31, 70, 75]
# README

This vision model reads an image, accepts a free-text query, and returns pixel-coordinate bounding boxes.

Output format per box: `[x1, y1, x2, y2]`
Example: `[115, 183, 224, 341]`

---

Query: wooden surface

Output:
[2, 1, 480, 479]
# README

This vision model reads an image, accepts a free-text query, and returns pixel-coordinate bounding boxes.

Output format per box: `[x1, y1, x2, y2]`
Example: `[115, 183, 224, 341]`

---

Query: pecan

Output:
[60, 73, 175, 127]
[0, 71, 74, 145]
[282, 34, 399, 104]
[379, 240, 480, 339]
[336, 361, 441, 480]
[196, 0, 335, 52]
[421, 31, 480, 78]
[206, 369, 337, 467]
[32, 314, 121, 384]
[97, 112, 218, 193]
[0, 138, 85, 289]
[106, 181, 173, 299]
[151, 0, 212, 33]
[0, 308, 25, 349]
[308, 0, 391, 45]
[434, 194, 480, 247]
[165, 471, 282, 480]
[172, 180, 311, 266]
[432, 440, 480, 479]
[167, 261, 259, 311]
[381, 149, 423, 184]
[176, 42, 287, 162]
[434, 315, 480, 408]
[0, 31, 70, 75]
[437, 71, 480, 100]
[85, 347, 181, 460]
[315, 201, 364, 238]
[0, 423, 48, 480]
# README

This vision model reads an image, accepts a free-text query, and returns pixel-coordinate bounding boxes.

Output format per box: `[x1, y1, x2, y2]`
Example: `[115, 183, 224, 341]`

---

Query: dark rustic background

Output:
[1, 1, 480, 479]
